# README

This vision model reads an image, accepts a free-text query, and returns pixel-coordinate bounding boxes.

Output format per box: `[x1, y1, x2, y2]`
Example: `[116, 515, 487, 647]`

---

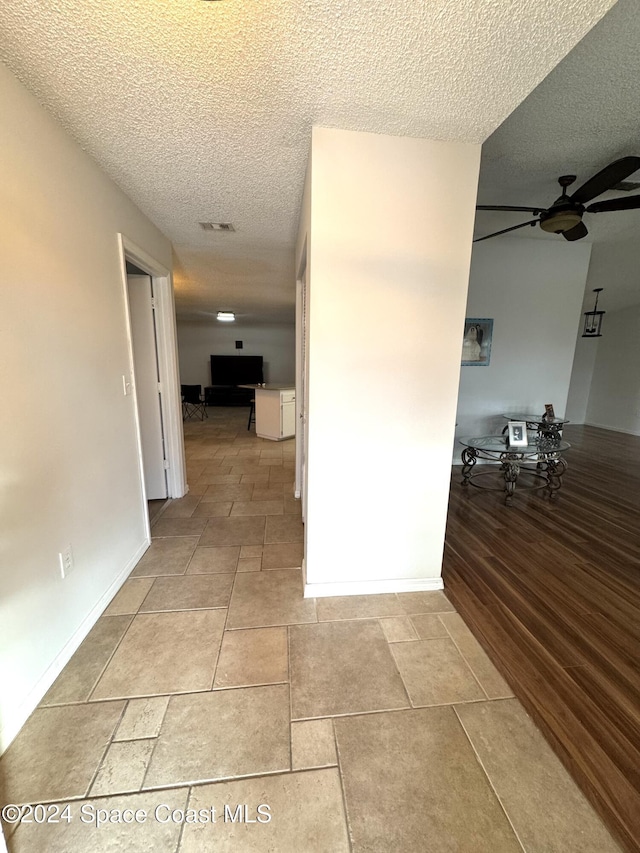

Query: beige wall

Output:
[299, 126, 480, 595]
[0, 64, 172, 750]
[585, 303, 640, 434]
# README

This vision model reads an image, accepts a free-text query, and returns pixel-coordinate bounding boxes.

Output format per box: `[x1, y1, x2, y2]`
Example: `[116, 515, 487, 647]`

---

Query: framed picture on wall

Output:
[508, 421, 528, 447]
[461, 318, 493, 366]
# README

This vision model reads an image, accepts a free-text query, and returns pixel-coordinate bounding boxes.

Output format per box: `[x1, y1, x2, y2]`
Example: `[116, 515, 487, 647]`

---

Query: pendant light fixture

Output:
[582, 288, 605, 338]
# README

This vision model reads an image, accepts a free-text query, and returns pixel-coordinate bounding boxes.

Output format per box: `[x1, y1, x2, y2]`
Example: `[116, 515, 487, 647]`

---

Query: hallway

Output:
[0, 410, 621, 851]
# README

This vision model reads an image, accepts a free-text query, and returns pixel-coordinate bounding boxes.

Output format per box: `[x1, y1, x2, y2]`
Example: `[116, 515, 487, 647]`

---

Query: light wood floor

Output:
[444, 424, 640, 853]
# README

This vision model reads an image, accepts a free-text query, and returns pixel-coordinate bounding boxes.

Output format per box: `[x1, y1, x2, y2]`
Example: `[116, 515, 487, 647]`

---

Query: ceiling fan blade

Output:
[562, 222, 588, 241]
[586, 194, 640, 213]
[570, 156, 640, 204]
[473, 218, 540, 243]
[476, 205, 544, 213]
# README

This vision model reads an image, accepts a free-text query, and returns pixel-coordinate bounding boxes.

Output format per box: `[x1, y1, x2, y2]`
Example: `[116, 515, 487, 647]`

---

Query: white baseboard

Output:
[0, 538, 150, 754]
[583, 421, 640, 437]
[304, 576, 444, 599]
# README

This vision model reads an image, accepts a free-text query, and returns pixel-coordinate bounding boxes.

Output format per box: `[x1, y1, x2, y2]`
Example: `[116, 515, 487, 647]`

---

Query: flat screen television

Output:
[210, 355, 263, 386]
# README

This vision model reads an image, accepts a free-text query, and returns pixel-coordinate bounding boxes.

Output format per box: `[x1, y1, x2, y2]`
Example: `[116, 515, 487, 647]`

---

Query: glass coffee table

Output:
[459, 435, 570, 506]
[501, 413, 570, 449]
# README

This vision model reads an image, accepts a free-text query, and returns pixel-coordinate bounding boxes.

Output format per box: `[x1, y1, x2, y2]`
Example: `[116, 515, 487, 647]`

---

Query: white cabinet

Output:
[255, 387, 296, 441]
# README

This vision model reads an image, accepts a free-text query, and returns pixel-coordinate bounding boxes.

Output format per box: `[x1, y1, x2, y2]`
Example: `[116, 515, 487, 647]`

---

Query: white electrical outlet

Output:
[58, 545, 74, 579]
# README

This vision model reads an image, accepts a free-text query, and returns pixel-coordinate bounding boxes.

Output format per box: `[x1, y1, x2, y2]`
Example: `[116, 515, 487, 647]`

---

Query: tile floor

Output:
[0, 408, 623, 852]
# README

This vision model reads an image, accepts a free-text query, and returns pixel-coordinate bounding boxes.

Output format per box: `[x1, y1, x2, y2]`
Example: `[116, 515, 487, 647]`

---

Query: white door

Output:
[127, 274, 167, 499]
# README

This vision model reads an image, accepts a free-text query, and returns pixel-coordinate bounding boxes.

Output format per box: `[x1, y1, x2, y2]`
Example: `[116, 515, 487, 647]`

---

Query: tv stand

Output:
[204, 386, 254, 407]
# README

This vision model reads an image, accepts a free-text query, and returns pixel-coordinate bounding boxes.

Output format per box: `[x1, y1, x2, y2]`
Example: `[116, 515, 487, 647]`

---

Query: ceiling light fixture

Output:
[582, 288, 605, 338]
[217, 311, 235, 322]
[539, 208, 583, 234]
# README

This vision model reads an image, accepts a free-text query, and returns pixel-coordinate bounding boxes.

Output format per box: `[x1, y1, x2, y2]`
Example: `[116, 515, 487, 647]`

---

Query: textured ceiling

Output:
[0, 0, 617, 323]
[476, 0, 640, 311]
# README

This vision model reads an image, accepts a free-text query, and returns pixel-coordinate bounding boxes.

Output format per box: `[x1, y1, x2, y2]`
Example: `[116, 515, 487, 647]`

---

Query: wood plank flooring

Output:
[443, 425, 640, 853]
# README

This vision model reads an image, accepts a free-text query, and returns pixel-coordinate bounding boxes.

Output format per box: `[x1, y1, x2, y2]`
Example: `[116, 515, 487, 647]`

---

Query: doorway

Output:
[295, 246, 308, 524]
[127, 268, 168, 505]
[118, 234, 186, 536]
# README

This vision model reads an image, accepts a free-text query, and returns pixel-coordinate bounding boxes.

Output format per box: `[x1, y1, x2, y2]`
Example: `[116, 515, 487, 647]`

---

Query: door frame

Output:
[295, 240, 309, 522]
[117, 234, 186, 531]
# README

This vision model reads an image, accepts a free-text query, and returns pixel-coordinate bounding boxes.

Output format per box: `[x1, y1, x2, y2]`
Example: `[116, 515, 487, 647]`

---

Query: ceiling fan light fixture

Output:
[539, 209, 583, 234]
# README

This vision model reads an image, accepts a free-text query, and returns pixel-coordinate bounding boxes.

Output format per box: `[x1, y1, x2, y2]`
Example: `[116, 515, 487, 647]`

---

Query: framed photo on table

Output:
[507, 421, 528, 447]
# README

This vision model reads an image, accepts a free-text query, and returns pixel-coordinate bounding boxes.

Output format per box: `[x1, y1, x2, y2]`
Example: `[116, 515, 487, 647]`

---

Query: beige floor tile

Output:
[186, 545, 240, 574]
[139, 573, 234, 612]
[199, 515, 266, 547]
[89, 739, 155, 796]
[268, 469, 295, 485]
[262, 542, 303, 570]
[130, 537, 199, 577]
[240, 471, 270, 483]
[335, 707, 522, 853]
[410, 613, 449, 639]
[251, 486, 287, 501]
[214, 627, 288, 688]
[317, 594, 405, 621]
[91, 610, 226, 699]
[40, 616, 132, 705]
[240, 544, 263, 558]
[186, 462, 206, 476]
[185, 480, 209, 495]
[264, 515, 304, 544]
[440, 612, 514, 698]
[143, 685, 290, 787]
[237, 557, 262, 572]
[193, 470, 235, 483]
[456, 699, 622, 853]
[179, 769, 349, 852]
[396, 590, 456, 614]
[104, 579, 155, 616]
[230, 499, 284, 516]
[150, 517, 207, 537]
[160, 494, 201, 518]
[379, 615, 419, 642]
[8, 788, 188, 853]
[114, 696, 169, 740]
[199, 474, 241, 486]
[390, 638, 485, 706]
[226, 570, 317, 629]
[191, 501, 232, 517]
[229, 460, 265, 473]
[0, 701, 125, 804]
[202, 483, 253, 503]
[290, 620, 409, 718]
[203, 455, 238, 465]
[259, 458, 283, 467]
[291, 719, 337, 769]
[284, 497, 302, 515]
